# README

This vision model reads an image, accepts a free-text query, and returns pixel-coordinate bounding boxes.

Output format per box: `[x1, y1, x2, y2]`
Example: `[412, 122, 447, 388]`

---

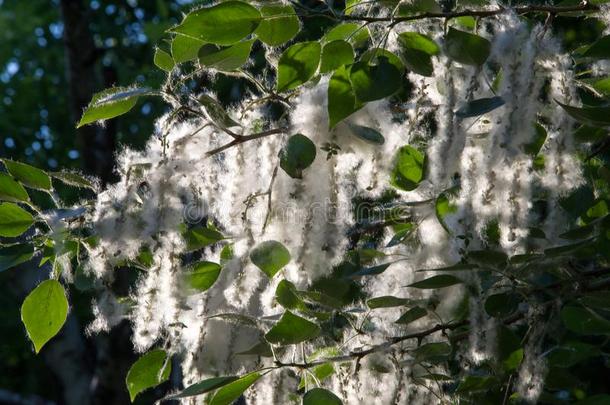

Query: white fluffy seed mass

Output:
[84, 12, 584, 404]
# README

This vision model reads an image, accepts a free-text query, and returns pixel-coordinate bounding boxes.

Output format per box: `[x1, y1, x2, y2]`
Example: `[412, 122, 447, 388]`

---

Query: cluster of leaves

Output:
[4, 0, 610, 404]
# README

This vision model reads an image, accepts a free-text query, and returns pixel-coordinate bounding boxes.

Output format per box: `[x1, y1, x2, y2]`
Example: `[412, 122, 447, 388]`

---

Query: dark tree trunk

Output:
[60, 0, 115, 184]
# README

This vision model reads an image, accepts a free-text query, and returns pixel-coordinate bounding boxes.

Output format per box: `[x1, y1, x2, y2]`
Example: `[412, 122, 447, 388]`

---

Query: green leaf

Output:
[561, 306, 610, 335]
[250, 240, 291, 278]
[255, 4, 299, 46]
[386, 224, 415, 247]
[407, 275, 462, 289]
[367, 295, 410, 309]
[165, 376, 238, 400]
[397, 0, 441, 15]
[581, 76, 610, 97]
[390, 145, 425, 191]
[0, 173, 30, 202]
[277, 41, 321, 92]
[0, 202, 34, 237]
[351, 262, 393, 277]
[582, 34, 610, 58]
[397, 32, 439, 76]
[279, 134, 317, 179]
[435, 192, 457, 233]
[21, 280, 68, 353]
[198, 40, 254, 72]
[236, 340, 273, 357]
[170, 1, 261, 46]
[484, 292, 518, 318]
[220, 244, 235, 264]
[323, 23, 369, 47]
[209, 372, 261, 405]
[455, 97, 505, 118]
[2, 160, 52, 191]
[171, 35, 205, 63]
[186, 261, 222, 292]
[455, 375, 497, 393]
[467, 249, 508, 267]
[556, 100, 610, 127]
[265, 311, 321, 345]
[154, 47, 174, 72]
[444, 27, 491, 66]
[125, 349, 171, 402]
[395, 306, 427, 324]
[183, 226, 225, 252]
[548, 342, 600, 368]
[575, 395, 610, 405]
[0, 243, 34, 272]
[413, 342, 452, 364]
[503, 349, 523, 372]
[275, 279, 306, 311]
[320, 40, 354, 73]
[50, 171, 96, 190]
[199, 94, 240, 129]
[328, 65, 363, 129]
[350, 56, 402, 102]
[523, 122, 547, 156]
[581, 291, 610, 310]
[207, 313, 260, 328]
[347, 124, 385, 144]
[360, 48, 405, 72]
[303, 388, 343, 405]
[77, 87, 149, 128]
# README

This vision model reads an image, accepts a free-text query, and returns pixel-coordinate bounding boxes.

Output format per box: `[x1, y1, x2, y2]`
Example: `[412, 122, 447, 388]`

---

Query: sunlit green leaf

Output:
[171, 1, 261, 46]
[209, 372, 261, 405]
[0, 173, 30, 202]
[2, 160, 52, 191]
[255, 4, 299, 46]
[21, 280, 68, 353]
[277, 41, 321, 92]
[154, 47, 174, 72]
[303, 388, 343, 405]
[171, 35, 205, 63]
[186, 261, 222, 292]
[320, 40, 354, 73]
[198, 40, 254, 71]
[0, 202, 34, 237]
[125, 349, 171, 402]
[350, 56, 402, 102]
[397, 32, 439, 76]
[165, 376, 238, 400]
[279, 134, 317, 179]
[323, 23, 370, 47]
[265, 311, 320, 345]
[50, 171, 96, 190]
[328, 65, 363, 129]
[250, 240, 291, 278]
[78, 87, 150, 128]
[390, 145, 425, 191]
[445, 27, 490, 66]
[183, 225, 225, 252]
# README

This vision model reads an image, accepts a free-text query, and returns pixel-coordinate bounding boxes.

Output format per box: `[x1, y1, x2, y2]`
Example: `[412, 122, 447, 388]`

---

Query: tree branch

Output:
[205, 127, 289, 156]
[339, 2, 598, 24]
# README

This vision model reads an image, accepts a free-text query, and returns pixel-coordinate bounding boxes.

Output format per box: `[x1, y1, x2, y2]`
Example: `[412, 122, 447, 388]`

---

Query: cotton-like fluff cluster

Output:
[82, 11, 584, 405]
